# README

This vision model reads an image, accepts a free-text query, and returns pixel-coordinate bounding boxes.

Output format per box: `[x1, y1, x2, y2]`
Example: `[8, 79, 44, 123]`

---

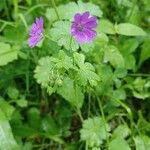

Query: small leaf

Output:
[16, 99, 28, 108]
[7, 86, 19, 100]
[117, 23, 146, 36]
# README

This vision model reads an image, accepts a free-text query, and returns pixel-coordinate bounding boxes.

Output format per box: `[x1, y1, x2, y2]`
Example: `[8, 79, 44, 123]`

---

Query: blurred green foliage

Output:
[0, 0, 150, 150]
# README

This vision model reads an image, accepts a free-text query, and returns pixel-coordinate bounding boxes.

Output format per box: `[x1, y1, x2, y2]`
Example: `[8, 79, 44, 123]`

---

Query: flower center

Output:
[77, 24, 84, 32]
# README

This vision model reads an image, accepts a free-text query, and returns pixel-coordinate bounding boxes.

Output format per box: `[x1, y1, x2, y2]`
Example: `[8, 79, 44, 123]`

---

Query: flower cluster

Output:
[28, 12, 97, 48]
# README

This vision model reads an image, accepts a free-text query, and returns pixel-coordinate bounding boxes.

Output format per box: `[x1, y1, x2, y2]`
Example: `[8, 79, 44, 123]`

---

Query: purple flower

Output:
[71, 11, 97, 44]
[28, 17, 44, 48]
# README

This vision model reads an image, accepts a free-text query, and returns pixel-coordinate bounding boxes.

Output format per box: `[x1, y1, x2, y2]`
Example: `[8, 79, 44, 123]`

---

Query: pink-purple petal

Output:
[28, 17, 44, 48]
[74, 13, 82, 22]
[84, 29, 97, 42]
[71, 11, 97, 44]
[81, 11, 90, 22]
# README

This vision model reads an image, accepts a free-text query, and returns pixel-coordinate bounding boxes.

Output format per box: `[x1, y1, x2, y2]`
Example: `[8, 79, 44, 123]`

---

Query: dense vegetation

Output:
[0, 0, 150, 150]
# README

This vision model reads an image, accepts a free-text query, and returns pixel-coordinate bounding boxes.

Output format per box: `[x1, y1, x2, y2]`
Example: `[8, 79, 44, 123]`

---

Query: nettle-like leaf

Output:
[50, 21, 79, 51]
[80, 117, 110, 148]
[57, 77, 84, 109]
[0, 42, 18, 66]
[73, 52, 100, 86]
[104, 45, 125, 68]
[46, 1, 102, 22]
[51, 50, 74, 70]
[34, 51, 75, 95]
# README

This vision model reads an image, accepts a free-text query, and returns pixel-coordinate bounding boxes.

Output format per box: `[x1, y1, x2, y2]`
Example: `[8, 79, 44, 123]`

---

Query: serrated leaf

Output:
[80, 117, 110, 148]
[74, 52, 100, 86]
[109, 137, 131, 150]
[34, 56, 53, 87]
[117, 23, 146, 36]
[57, 77, 84, 109]
[50, 21, 79, 51]
[0, 42, 18, 66]
[0, 108, 20, 150]
[54, 50, 74, 70]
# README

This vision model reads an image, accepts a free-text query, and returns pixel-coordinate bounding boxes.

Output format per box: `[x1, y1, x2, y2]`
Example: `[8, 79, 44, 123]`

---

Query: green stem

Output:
[76, 108, 84, 123]
[97, 97, 109, 149]
[51, 0, 60, 20]
[0, 19, 15, 27]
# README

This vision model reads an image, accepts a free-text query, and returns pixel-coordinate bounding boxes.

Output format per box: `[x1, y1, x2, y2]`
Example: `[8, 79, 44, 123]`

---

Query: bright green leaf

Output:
[80, 117, 110, 148]
[0, 108, 20, 150]
[139, 38, 150, 65]
[104, 45, 125, 68]
[134, 135, 150, 150]
[98, 19, 115, 34]
[0, 97, 15, 120]
[74, 52, 100, 86]
[109, 137, 131, 150]
[34, 56, 54, 87]
[117, 23, 146, 36]
[50, 21, 79, 51]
